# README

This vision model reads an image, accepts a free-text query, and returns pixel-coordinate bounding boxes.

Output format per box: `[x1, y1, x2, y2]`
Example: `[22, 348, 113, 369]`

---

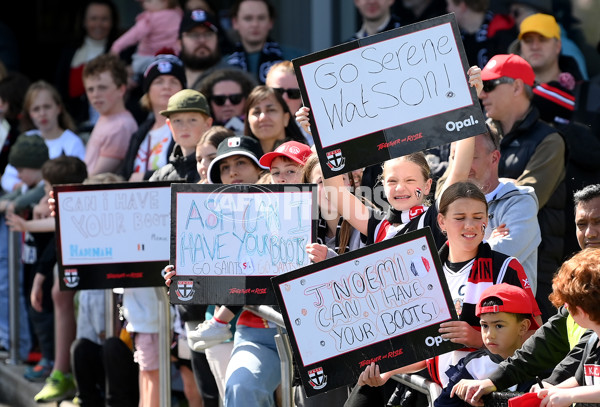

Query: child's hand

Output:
[538, 388, 573, 407]
[5, 212, 27, 232]
[439, 320, 483, 348]
[48, 190, 56, 217]
[295, 106, 312, 135]
[450, 379, 494, 406]
[305, 243, 328, 263]
[530, 381, 552, 392]
[163, 265, 175, 288]
[467, 66, 483, 97]
[357, 362, 393, 387]
[30, 274, 46, 312]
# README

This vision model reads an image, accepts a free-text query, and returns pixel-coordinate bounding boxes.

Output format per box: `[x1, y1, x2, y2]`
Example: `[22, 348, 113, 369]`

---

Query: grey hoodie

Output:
[486, 181, 541, 293]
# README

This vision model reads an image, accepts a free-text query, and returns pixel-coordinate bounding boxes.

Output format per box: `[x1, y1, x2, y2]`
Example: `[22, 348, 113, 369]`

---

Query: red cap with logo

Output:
[259, 141, 313, 169]
[475, 283, 540, 329]
[481, 54, 535, 87]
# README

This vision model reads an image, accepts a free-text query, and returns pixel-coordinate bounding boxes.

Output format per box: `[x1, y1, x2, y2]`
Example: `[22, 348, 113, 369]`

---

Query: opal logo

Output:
[425, 335, 449, 347]
[445, 115, 478, 131]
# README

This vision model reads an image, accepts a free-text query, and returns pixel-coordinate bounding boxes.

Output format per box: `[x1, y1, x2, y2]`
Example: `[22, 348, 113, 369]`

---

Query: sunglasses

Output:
[212, 94, 244, 106]
[273, 87, 301, 100]
[482, 77, 515, 93]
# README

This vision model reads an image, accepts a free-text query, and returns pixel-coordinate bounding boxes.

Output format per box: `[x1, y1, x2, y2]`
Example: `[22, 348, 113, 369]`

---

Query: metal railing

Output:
[390, 373, 442, 407]
[244, 305, 294, 407]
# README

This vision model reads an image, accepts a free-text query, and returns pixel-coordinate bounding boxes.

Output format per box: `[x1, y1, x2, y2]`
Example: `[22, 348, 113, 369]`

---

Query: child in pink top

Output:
[110, 0, 183, 77]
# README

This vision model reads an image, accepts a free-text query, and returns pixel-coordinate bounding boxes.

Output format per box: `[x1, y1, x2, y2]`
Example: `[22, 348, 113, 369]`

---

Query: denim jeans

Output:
[224, 326, 280, 407]
[0, 216, 31, 360]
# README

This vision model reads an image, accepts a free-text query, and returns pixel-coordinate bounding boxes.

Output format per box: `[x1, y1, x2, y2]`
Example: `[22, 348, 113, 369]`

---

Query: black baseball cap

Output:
[207, 136, 267, 184]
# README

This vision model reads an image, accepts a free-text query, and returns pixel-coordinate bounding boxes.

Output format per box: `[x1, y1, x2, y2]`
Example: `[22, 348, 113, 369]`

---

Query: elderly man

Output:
[479, 53, 566, 322]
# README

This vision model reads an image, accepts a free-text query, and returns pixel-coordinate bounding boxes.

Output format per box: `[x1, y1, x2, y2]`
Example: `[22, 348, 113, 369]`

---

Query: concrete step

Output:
[0, 352, 75, 407]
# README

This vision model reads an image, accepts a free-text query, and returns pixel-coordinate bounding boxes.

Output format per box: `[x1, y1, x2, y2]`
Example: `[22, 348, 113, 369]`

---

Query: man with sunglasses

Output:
[480, 53, 566, 322]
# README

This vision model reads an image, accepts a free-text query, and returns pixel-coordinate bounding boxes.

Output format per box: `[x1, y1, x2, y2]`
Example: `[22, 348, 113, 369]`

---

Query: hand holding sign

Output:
[293, 14, 486, 178]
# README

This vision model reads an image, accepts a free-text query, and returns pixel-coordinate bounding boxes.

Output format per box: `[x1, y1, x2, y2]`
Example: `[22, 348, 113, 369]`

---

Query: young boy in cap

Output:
[0, 134, 48, 367]
[149, 88, 213, 182]
[444, 283, 540, 407]
[259, 140, 312, 184]
[0, 134, 49, 215]
[534, 248, 600, 405]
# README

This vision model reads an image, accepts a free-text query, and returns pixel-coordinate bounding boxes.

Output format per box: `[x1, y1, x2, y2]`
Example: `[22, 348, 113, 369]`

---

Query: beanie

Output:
[142, 54, 187, 94]
[8, 134, 49, 169]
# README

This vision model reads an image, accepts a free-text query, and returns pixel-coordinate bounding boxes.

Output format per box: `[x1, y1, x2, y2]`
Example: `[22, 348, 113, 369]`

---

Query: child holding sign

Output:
[347, 182, 542, 406]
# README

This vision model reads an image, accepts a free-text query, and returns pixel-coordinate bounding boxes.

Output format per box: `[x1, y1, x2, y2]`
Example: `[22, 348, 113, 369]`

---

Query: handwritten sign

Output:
[272, 228, 460, 396]
[170, 183, 316, 305]
[55, 182, 172, 290]
[293, 14, 486, 178]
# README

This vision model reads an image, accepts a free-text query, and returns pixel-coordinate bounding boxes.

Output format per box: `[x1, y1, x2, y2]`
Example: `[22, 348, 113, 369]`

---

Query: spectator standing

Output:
[348, 0, 402, 41]
[265, 61, 313, 146]
[178, 9, 233, 91]
[0, 72, 30, 177]
[479, 53, 566, 322]
[1, 81, 86, 193]
[446, 0, 516, 67]
[121, 53, 186, 181]
[393, 0, 447, 25]
[505, 0, 589, 79]
[82, 53, 138, 176]
[225, 0, 303, 84]
[197, 67, 256, 135]
[0, 135, 49, 364]
[110, 0, 183, 80]
[437, 129, 541, 293]
[55, 0, 120, 132]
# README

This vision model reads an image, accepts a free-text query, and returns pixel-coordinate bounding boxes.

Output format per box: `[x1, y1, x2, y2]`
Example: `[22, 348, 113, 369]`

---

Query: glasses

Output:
[183, 31, 216, 41]
[211, 94, 244, 106]
[272, 87, 301, 100]
[482, 77, 515, 93]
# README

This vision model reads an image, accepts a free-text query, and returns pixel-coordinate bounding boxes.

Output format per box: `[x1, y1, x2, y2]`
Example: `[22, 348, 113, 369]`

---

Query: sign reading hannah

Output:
[55, 182, 171, 290]
[293, 13, 486, 178]
[272, 228, 461, 396]
[170, 183, 316, 305]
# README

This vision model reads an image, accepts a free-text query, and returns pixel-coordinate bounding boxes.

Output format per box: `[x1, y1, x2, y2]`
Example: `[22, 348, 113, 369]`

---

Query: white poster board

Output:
[54, 182, 171, 289]
[272, 228, 460, 396]
[170, 183, 316, 305]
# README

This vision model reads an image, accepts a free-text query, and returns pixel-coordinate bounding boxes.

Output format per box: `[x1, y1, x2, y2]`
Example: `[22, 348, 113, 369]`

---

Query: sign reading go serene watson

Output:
[293, 13, 486, 178]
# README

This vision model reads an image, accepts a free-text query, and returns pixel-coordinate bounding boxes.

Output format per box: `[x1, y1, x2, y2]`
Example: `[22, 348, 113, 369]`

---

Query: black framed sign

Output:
[272, 228, 461, 397]
[55, 181, 172, 290]
[169, 183, 317, 305]
[293, 13, 486, 178]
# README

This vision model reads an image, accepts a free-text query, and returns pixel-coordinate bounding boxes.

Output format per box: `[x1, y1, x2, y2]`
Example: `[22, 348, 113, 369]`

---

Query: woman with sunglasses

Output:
[266, 60, 314, 146]
[244, 85, 307, 154]
[198, 68, 257, 136]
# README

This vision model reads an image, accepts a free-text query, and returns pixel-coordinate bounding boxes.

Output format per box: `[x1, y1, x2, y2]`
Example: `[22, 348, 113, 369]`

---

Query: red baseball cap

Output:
[475, 283, 540, 330]
[481, 54, 535, 87]
[259, 141, 312, 169]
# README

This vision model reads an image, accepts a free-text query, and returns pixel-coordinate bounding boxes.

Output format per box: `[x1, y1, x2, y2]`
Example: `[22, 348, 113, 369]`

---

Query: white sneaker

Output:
[188, 320, 232, 351]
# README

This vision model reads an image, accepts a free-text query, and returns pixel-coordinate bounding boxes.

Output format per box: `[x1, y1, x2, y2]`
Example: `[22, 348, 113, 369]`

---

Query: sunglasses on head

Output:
[211, 94, 244, 106]
[272, 87, 301, 100]
[482, 77, 515, 93]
